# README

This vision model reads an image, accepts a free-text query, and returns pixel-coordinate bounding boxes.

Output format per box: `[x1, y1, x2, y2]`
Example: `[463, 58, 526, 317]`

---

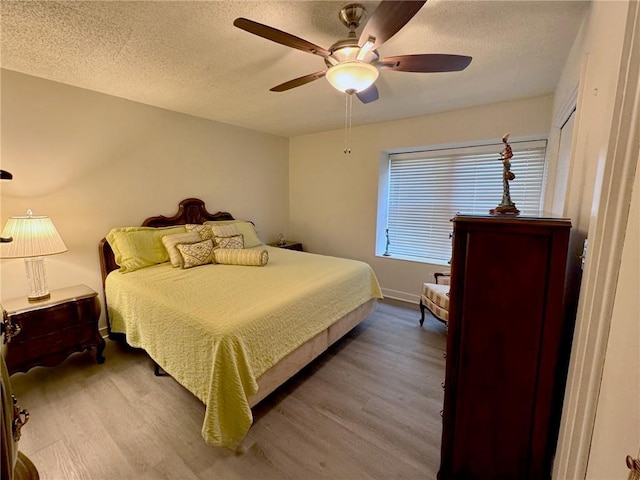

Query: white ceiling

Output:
[0, 1, 589, 138]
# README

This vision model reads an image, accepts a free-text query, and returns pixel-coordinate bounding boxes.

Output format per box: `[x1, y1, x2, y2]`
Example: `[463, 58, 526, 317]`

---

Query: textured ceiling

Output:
[0, 1, 589, 137]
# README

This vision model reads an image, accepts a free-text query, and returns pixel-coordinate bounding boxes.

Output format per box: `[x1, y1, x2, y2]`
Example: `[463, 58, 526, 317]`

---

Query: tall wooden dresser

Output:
[439, 214, 572, 480]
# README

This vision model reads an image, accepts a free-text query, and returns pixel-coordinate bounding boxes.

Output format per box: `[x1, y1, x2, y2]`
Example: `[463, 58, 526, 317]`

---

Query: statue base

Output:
[490, 204, 520, 215]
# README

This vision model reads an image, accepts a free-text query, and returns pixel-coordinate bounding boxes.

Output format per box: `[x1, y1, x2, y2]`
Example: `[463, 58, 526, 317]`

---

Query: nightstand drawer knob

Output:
[1, 310, 21, 343]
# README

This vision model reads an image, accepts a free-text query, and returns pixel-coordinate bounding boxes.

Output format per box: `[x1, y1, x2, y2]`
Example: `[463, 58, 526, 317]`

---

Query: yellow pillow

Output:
[106, 226, 186, 273]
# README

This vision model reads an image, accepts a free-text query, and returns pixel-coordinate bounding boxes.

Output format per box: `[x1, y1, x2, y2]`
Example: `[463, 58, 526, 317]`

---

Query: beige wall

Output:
[289, 95, 553, 302]
[0, 70, 290, 328]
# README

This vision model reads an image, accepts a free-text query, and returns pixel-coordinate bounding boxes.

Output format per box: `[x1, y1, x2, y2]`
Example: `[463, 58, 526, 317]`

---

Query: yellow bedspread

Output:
[105, 246, 382, 448]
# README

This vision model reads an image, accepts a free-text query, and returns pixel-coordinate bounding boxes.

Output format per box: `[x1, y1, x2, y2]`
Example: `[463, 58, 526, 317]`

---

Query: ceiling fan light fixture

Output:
[326, 61, 379, 93]
[356, 36, 376, 61]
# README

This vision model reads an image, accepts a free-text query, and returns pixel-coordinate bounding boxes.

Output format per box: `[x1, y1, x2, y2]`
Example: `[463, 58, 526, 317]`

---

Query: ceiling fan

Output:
[233, 1, 472, 104]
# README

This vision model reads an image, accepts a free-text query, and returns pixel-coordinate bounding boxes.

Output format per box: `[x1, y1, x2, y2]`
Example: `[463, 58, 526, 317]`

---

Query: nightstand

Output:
[2, 284, 105, 375]
[268, 241, 303, 251]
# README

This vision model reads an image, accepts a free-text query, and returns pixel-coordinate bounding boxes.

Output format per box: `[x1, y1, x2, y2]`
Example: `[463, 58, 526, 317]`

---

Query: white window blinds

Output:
[385, 140, 547, 263]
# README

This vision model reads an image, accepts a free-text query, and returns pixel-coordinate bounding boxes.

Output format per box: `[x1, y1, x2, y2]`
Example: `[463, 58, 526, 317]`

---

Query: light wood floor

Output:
[9, 300, 447, 480]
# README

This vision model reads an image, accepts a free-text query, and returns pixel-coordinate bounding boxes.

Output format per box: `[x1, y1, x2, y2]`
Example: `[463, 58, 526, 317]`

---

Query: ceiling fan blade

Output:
[356, 85, 379, 104]
[359, 1, 427, 50]
[234, 18, 331, 58]
[379, 54, 472, 72]
[270, 71, 327, 92]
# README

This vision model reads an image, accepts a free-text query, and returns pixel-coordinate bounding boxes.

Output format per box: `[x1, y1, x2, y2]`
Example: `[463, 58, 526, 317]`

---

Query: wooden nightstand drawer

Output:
[2, 285, 105, 375]
[9, 300, 93, 338]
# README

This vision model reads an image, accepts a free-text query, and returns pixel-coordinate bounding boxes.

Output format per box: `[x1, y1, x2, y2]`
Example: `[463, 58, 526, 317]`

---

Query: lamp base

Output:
[24, 256, 51, 302]
[28, 292, 51, 302]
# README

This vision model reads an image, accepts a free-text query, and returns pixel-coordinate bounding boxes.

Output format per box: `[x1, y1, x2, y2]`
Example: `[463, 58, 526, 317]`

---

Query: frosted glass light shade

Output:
[0, 210, 67, 301]
[326, 61, 379, 93]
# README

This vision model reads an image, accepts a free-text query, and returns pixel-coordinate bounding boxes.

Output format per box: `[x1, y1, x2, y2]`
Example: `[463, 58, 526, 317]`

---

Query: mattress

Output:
[105, 246, 382, 448]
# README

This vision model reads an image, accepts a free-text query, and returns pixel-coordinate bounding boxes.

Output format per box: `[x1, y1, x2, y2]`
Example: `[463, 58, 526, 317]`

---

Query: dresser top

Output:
[2, 284, 97, 315]
[453, 213, 571, 228]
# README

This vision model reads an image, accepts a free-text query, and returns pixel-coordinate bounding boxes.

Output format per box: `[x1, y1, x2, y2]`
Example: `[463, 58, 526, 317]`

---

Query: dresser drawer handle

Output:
[11, 395, 29, 442]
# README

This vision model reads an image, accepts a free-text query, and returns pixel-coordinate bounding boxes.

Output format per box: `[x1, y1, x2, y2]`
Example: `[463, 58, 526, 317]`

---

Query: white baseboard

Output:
[381, 288, 420, 305]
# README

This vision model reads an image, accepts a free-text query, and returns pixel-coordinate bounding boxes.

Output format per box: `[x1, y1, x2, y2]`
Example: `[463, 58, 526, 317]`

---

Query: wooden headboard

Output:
[98, 198, 234, 286]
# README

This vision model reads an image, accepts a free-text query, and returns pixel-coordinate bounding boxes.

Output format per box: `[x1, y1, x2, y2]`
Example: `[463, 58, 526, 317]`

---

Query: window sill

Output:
[375, 253, 450, 267]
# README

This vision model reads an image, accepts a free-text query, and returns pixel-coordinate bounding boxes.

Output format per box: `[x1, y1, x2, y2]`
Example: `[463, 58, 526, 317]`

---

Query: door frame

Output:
[553, 1, 640, 478]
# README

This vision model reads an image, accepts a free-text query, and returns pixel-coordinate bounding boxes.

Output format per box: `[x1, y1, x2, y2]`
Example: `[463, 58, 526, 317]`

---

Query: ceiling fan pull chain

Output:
[343, 92, 352, 154]
[348, 93, 353, 154]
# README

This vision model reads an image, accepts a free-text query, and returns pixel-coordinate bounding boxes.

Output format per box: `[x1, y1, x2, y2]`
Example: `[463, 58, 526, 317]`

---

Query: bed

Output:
[98, 198, 382, 449]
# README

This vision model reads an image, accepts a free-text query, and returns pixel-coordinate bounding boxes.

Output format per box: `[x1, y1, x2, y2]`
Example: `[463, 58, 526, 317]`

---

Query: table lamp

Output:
[0, 210, 67, 301]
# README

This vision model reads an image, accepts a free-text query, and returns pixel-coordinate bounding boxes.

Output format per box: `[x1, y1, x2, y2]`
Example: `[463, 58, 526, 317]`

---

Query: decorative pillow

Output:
[177, 239, 215, 268]
[214, 234, 244, 249]
[214, 248, 269, 266]
[204, 220, 263, 248]
[106, 226, 186, 273]
[185, 224, 214, 240]
[210, 224, 241, 238]
[162, 231, 202, 268]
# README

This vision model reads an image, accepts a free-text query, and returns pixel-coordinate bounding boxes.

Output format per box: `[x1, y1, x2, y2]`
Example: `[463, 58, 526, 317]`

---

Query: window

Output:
[378, 139, 548, 264]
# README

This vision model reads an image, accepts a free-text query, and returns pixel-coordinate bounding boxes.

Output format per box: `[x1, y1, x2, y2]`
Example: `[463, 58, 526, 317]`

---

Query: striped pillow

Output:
[214, 248, 268, 266]
[162, 231, 202, 267]
[211, 224, 241, 237]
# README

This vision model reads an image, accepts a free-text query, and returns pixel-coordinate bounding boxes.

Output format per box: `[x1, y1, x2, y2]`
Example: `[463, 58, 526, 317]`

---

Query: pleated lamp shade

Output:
[0, 210, 67, 258]
[0, 210, 67, 301]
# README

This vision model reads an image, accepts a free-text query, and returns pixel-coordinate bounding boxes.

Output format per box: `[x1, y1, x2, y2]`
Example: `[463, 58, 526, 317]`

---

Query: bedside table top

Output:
[268, 241, 302, 248]
[2, 284, 97, 315]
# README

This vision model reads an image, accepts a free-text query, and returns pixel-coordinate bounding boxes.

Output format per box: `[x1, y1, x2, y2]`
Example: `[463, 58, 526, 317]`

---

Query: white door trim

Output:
[554, 1, 640, 478]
